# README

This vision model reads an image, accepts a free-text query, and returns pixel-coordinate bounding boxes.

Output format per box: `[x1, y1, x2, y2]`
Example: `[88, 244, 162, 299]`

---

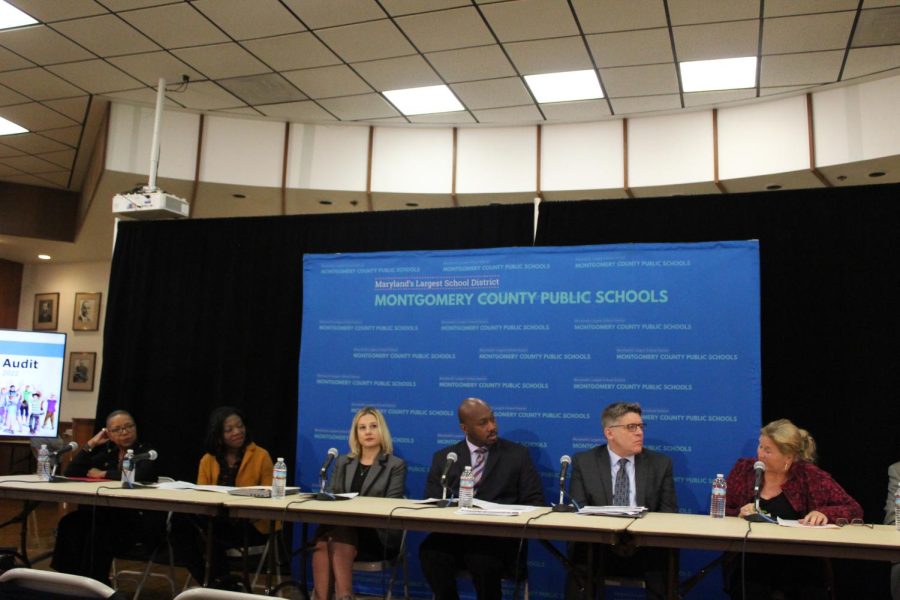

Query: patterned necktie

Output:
[471, 447, 487, 487]
[613, 457, 630, 506]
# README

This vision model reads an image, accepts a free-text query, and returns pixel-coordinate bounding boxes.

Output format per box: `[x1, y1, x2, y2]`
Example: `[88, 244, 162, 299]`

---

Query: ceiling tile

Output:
[102, 88, 163, 105]
[50, 14, 160, 56]
[36, 170, 70, 187]
[192, 0, 305, 40]
[505, 36, 594, 74]
[480, 0, 579, 42]
[317, 93, 400, 120]
[0, 171, 66, 187]
[0, 85, 28, 106]
[601, 63, 680, 97]
[107, 51, 206, 87]
[451, 77, 532, 110]
[853, 6, 900, 47]
[1, 154, 64, 173]
[843, 46, 900, 80]
[42, 97, 89, 122]
[317, 20, 415, 63]
[572, 0, 667, 34]
[118, 3, 230, 49]
[426, 45, 515, 83]
[765, 0, 859, 17]
[471, 104, 543, 123]
[0, 68, 85, 100]
[673, 20, 759, 61]
[40, 149, 76, 169]
[282, 0, 385, 28]
[0, 146, 22, 160]
[95, 0, 173, 10]
[352, 55, 441, 91]
[668, 0, 760, 25]
[395, 6, 494, 52]
[758, 84, 817, 97]
[40, 126, 82, 146]
[610, 94, 682, 114]
[684, 89, 757, 108]
[0, 102, 78, 130]
[173, 43, 271, 79]
[0, 25, 94, 65]
[763, 12, 855, 54]
[47, 60, 144, 94]
[408, 110, 475, 124]
[283, 65, 372, 98]
[541, 99, 611, 121]
[168, 81, 246, 110]
[6, 0, 107, 21]
[0, 132, 68, 154]
[241, 33, 340, 71]
[760, 51, 844, 86]
[587, 28, 673, 68]
[0, 46, 34, 72]
[381, 0, 470, 17]
[257, 100, 337, 121]
[217, 73, 306, 105]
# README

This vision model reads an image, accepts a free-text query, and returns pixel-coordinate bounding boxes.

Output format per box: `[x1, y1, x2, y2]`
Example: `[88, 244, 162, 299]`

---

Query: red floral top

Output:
[725, 457, 862, 523]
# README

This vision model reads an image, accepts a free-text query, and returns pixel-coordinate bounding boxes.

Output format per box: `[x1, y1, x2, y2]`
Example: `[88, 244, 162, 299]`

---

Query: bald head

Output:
[458, 397, 498, 447]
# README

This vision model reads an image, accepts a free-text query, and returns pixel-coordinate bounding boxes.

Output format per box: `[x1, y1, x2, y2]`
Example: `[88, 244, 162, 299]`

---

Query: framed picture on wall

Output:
[73, 292, 102, 331]
[33, 293, 59, 330]
[68, 351, 96, 391]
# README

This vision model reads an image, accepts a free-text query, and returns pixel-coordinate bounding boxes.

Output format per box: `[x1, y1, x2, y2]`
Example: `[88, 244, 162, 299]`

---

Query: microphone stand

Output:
[436, 478, 455, 507]
[314, 475, 349, 501]
[552, 486, 577, 512]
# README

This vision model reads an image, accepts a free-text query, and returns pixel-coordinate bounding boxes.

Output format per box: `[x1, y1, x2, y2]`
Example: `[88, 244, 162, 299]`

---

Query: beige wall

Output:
[17, 260, 111, 421]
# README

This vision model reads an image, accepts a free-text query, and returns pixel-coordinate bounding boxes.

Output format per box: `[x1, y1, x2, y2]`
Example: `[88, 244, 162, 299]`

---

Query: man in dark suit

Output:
[566, 401, 678, 600]
[420, 397, 545, 600]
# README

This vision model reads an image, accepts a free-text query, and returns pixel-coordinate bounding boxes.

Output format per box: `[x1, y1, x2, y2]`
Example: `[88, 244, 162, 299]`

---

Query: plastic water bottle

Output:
[894, 483, 900, 531]
[459, 466, 475, 508]
[121, 449, 135, 487]
[272, 457, 287, 499]
[36, 444, 51, 481]
[710, 473, 727, 518]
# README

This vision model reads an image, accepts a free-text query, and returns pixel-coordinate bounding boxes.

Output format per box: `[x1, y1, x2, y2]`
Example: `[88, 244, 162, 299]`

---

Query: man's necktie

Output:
[613, 457, 630, 506]
[472, 447, 487, 487]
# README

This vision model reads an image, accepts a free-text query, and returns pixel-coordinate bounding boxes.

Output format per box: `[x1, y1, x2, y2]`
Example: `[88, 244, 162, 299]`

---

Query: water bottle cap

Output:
[277, 457, 284, 462]
[40, 444, 47, 449]
[716, 473, 724, 478]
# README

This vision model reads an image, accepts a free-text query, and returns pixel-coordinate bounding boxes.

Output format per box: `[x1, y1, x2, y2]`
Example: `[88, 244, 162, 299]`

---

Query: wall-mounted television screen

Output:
[0, 329, 66, 438]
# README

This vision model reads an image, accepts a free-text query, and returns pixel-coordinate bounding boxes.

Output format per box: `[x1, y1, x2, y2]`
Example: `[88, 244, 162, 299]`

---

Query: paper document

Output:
[577, 505, 648, 517]
[776, 517, 839, 529]
[155, 481, 237, 493]
[454, 500, 540, 516]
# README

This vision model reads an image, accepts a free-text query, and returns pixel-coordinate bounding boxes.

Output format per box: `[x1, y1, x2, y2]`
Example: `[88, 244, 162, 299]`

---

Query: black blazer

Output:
[424, 438, 544, 506]
[569, 444, 677, 512]
[65, 440, 159, 483]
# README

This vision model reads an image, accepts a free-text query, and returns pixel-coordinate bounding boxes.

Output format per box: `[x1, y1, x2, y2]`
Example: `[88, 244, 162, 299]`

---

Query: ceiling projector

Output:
[113, 189, 189, 220]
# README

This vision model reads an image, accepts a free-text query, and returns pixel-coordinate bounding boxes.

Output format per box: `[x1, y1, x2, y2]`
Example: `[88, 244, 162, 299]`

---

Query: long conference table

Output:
[2, 475, 899, 595]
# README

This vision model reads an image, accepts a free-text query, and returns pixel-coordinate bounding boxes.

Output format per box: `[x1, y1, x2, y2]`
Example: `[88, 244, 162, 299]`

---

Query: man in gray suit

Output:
[886, 461, 900, 600]
[565, 401, 678, 600]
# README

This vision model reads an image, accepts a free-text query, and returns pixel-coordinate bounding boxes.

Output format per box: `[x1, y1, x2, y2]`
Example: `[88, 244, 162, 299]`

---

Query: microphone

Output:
[752, 460, 765, 501]
[52, 441, 79, 457]
[319, 447, 338, 479]
[131, 449, 158, 462]
[552, 455, 577, 512]
[440, 452, 458, 487]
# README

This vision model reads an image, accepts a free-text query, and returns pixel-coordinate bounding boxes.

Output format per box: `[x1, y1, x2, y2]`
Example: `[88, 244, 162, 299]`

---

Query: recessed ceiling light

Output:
[0, 1, 37, 30]
[680, 57, 757, 93]
[0, 115, 28, 136]
[37, 254, 51, 260]
[868, 171, 886, 178]
[524, 70, 604, 103]
[383, 85, 464, 116]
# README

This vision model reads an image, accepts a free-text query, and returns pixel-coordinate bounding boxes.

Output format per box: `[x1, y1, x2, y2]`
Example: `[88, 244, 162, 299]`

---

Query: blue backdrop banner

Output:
[298, 241, 761, 599]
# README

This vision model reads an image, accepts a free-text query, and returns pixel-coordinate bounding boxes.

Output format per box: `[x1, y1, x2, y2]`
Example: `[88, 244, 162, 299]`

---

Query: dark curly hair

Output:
[204, 406, 252, 458]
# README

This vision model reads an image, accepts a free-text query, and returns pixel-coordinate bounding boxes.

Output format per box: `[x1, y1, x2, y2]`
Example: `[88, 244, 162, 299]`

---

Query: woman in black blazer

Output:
[311, 406, 406, 600]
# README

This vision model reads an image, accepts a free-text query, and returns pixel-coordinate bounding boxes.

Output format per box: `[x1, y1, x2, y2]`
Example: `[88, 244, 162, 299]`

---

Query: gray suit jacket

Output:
[327, 452, 407, 549]
[570, 444, 678, 512]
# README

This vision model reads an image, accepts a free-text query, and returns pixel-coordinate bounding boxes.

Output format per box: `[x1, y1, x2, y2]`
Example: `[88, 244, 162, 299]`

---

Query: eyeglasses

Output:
[108, 423, 136, 435]
[608, 423, 646, 432]
[835, 518, 872, 529]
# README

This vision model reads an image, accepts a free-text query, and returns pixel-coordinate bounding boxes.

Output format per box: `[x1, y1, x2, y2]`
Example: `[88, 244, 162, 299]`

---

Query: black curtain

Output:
[98, 204, 535, 482]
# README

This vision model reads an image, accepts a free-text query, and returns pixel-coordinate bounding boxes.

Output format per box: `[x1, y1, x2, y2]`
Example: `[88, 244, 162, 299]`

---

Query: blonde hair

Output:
[348, 406, 393, 457]
[761, 418, 817, 463]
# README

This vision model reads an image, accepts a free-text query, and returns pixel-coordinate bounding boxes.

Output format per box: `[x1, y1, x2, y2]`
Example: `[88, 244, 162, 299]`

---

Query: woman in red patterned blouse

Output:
[723, 418, 862, 599]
